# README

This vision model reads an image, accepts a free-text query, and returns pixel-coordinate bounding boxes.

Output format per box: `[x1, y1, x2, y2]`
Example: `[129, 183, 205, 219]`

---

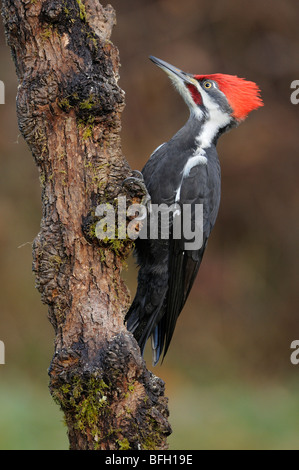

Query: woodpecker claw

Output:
[122, 170, 144, 186]
[122, 171, 151, 206]
[131, 170, 144, 180]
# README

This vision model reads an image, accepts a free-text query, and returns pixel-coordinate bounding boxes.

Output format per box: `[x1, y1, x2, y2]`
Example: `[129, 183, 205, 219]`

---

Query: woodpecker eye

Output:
[204, 81, 212, 89]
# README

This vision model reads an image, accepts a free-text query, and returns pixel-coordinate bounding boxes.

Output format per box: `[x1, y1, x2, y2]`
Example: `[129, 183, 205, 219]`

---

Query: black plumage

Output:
[126, 116, 222, 364]
[125, 56, 262, 364]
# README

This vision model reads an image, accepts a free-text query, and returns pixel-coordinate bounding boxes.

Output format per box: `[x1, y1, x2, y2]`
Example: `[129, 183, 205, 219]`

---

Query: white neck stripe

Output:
[196, 88, 231, 150]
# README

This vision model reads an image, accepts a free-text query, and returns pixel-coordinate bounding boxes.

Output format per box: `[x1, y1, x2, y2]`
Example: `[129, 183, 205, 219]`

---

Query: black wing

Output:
[155, 158, 221, 362]
[126, 141, 221, 364]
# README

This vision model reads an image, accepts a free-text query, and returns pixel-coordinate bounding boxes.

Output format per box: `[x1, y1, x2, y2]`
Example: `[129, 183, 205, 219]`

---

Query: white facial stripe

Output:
[196, 87, 231, 149]
[199, 85, 224, 111]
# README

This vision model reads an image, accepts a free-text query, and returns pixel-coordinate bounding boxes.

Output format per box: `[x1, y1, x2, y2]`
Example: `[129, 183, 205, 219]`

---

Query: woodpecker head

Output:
[150, 56, 263, 126]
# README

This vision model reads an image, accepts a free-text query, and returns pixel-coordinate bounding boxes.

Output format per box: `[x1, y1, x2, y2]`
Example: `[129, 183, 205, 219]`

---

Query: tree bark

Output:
[2, 0, 171, 450]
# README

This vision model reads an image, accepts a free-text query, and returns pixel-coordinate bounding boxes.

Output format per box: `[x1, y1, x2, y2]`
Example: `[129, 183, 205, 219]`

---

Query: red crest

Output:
[194, 74, 263, 120]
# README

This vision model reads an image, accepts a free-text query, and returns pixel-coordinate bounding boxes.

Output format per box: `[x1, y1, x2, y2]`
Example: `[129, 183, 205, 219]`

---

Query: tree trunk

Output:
[2, 0, 171, 450]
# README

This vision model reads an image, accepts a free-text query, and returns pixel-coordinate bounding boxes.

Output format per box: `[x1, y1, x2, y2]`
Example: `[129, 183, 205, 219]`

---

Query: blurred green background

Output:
[0, 0, 299, 450]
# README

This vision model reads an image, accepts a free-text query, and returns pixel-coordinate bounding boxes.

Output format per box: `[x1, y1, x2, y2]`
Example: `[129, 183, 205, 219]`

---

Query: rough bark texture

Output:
[2, 0, 171, 450]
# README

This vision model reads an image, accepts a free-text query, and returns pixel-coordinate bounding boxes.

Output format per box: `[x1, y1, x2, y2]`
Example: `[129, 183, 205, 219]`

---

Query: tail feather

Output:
[125, 267, 168, 360]
[125, 239, 207, 365]
[151, 319, 166, 365]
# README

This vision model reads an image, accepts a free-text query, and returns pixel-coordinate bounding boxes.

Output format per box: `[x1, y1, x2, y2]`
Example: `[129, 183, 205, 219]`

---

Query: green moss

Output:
[34, 127, 48, 160]
[58, 151, 67, 161]
[39, 171, 46, 188]
[141, 415, 164, 450]
[79, 101, 93, 111]
[142, 436, 161, 450]
[98, 249, 106, 263]
[83, 198, 134, 260]
[117, 438, 131, 450]
[58, 97, 73, 111]
[87, 32, 98, 50]
[78, 116, 95, 141]
[60, 384, 71, 395]
[52, 374, 110, 448]
[53, 299, 66, 326]
[76, 0, 87, 21]
[102, 237, 127, 256]
[60, 90, 101, 115]
[83, 127, 92, 140]
[79, 94, 100, 110]
[41, 25, 53, 42]
[49, 255, 63, 272]
[128, 382, 136, 393]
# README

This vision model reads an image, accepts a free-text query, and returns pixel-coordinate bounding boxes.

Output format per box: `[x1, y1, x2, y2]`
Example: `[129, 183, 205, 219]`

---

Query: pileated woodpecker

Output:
[125, 56, 263, 365]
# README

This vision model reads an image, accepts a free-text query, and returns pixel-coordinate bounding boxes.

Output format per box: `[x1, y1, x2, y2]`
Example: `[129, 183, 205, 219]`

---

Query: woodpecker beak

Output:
[149, 56, 196, 86]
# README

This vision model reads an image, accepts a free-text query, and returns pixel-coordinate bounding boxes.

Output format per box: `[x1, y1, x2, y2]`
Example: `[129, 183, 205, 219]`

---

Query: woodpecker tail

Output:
[125, 238, 208, 365]
[125, 267, 168, 365]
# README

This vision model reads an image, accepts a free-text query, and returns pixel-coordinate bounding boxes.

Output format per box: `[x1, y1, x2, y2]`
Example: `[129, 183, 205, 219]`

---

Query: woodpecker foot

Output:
[122, 171, 151, 206]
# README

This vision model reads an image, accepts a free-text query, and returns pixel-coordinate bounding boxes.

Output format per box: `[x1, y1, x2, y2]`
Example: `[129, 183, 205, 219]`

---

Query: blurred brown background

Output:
[0, 0, 299, 449]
